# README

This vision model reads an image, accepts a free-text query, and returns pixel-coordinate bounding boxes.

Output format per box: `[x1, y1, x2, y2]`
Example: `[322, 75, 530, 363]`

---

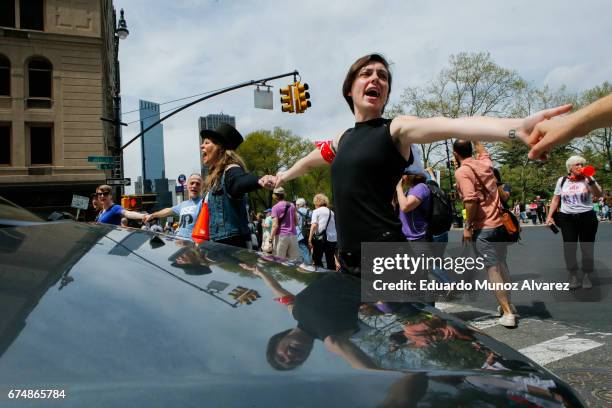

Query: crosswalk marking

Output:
[518, 334, 603, 366]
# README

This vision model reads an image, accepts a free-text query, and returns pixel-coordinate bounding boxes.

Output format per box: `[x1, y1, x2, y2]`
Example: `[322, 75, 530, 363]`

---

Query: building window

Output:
[20, 0, 44, 31]
[0, 1, 16, 28]
[0, 55, 9, 96]
[0, 124, 10, 165]
[30, 125, 53, 165]
[27, 58, 52, 109]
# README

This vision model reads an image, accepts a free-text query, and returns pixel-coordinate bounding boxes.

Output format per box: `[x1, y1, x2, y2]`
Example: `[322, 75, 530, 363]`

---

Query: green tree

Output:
[389, 51, 527, 169]
[238, 127, 332, 213]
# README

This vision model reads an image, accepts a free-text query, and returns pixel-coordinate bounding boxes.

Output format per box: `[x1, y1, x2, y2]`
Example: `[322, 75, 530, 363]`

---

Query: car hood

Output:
[0, 222, 582, 407]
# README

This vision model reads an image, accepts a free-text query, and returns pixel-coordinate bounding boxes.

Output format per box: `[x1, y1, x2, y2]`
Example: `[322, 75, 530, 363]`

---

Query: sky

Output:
[113, 0, 612, 193]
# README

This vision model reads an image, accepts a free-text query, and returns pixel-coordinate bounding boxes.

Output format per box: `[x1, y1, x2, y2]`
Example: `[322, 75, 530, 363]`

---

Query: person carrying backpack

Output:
[396, 156, 431, 242]
[295, 198, 313, 266]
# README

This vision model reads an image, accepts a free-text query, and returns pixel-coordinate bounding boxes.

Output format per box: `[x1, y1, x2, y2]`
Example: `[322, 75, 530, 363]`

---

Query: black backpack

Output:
[426, 183, 453, 236]
[298, 208, 312, 240]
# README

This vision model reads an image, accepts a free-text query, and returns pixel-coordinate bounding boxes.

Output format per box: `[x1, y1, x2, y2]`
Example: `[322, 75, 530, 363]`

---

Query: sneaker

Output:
[569, 275, 581, 290]
[498, 313, 517, 328]
[298, 263, 316, 272]
[497, 304, 518, 317]
[582, 274, 593, 289]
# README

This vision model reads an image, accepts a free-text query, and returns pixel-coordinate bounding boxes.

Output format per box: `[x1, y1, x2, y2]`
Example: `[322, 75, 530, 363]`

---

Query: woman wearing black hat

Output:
[200, 123, 274, 248]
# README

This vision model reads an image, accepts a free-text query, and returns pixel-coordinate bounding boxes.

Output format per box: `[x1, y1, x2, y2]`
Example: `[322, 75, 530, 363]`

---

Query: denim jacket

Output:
[208, 171, 250, 241]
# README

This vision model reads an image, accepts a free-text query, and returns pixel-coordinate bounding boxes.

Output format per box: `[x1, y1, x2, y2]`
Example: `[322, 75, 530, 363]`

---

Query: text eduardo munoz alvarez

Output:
[370, 254, 570, 292]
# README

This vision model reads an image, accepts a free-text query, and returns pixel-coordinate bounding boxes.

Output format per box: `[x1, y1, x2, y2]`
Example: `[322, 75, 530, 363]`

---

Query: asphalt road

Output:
[441, 222, 612, 407]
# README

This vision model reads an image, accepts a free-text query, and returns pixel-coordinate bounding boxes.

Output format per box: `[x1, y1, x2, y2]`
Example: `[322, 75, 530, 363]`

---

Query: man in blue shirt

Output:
[145, 174, 203, 239]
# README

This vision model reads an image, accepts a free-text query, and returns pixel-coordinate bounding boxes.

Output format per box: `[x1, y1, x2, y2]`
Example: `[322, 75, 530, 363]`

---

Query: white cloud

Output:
[114, 0, 612, 193]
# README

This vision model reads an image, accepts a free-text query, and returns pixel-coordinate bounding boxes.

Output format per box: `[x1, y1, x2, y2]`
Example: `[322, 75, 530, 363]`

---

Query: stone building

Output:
[0, 0, 120, 217]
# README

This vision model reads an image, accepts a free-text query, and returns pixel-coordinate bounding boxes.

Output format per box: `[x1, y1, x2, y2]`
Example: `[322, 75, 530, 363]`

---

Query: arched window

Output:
[27, 58, 52, 108]
[0, 55, 9, 96]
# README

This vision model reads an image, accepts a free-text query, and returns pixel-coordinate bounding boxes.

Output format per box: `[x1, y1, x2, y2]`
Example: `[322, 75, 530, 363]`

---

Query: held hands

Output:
[527, 113, 577, 160]
[239, 263, 264, 277]
[258, 175, 277, 190]
[518, 104, 573, 148]
[143, 213, 155, 223]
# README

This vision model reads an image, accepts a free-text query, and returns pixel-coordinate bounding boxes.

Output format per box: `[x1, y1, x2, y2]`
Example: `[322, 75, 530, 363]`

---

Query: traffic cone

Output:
[192, 202, 209, 244]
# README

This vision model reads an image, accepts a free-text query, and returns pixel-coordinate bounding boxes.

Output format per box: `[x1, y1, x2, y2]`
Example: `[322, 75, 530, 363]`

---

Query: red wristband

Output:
[315, 140, 335, 163]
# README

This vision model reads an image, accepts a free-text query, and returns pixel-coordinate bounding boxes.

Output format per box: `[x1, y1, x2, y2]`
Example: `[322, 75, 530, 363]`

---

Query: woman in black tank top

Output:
[270, 53, 571, 273]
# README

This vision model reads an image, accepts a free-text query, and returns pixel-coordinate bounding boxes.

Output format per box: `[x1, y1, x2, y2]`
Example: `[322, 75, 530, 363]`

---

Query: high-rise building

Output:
[198, 113, 236, 134]
[198, 113, 236, 176]
[139, 99, 165, 187]
[0, 0, 119, 217]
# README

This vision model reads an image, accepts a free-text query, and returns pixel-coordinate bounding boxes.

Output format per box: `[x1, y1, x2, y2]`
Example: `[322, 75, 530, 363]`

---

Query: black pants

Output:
[537, 209, 545, 224]
[312, 239, 337, 269]
[556, 211, 598, 274]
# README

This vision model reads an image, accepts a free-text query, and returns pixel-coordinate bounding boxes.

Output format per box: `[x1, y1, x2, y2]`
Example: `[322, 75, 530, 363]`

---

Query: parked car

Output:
[0, 198, 583, 407]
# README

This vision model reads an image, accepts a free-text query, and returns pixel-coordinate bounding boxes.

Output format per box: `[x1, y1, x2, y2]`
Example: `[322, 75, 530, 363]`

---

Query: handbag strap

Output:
[323, 208, 332, 230]
[466, 165, 504, 212]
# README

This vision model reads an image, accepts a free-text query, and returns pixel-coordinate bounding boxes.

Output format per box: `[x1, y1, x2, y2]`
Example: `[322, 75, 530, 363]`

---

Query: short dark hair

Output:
[266, 329, 295, 371]
[342, 53, 392, 114]
[452, 139, 473, 159]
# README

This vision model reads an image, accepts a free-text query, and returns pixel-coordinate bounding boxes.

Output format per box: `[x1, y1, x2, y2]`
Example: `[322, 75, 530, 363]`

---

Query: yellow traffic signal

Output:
[293, 81, 311, 113]
[280, 84, 294, 113]
[229, 286, 260, 305]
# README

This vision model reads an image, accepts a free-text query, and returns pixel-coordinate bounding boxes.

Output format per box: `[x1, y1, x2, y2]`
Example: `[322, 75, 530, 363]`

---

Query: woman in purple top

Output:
[95, 184, 147, 226]
[396, 149, 431, 242]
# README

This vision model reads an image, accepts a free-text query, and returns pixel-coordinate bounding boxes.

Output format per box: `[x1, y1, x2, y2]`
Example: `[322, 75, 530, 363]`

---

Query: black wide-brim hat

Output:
[200, 123, 244, 150]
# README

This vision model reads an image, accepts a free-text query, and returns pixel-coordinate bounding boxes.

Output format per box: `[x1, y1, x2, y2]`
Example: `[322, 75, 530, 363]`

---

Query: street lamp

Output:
[112, 8, 129, 192]
[116, 9, 129, 40]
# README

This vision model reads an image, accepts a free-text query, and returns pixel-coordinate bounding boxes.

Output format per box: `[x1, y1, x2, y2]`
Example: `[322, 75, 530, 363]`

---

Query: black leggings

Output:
[556, 211, 598, 274]
[312, 240, 337, 269]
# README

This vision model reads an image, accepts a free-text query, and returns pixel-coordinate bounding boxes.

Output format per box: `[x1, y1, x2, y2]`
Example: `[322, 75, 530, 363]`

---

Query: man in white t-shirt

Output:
[145, 174, 204, 240]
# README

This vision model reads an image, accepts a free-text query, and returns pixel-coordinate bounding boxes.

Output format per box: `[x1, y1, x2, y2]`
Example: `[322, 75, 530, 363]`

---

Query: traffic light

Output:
[122, 195, 143, 210]
[280, 84, 294, 113]
[293, 81, 311, 113]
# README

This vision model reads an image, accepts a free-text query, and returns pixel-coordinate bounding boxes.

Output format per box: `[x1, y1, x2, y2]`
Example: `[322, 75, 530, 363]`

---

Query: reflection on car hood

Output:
[0, 223, 583, 407]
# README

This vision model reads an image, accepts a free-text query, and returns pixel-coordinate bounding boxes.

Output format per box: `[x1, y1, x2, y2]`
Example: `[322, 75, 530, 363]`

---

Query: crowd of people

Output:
[85, 53, 612, 330]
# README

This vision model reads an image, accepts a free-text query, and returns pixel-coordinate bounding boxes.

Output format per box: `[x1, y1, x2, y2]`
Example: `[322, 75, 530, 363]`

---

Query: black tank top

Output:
[331, 118, 411, 253]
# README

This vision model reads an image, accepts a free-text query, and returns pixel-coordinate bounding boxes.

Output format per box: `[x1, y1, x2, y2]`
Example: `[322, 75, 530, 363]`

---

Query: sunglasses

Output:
[96, 191, 110, 197]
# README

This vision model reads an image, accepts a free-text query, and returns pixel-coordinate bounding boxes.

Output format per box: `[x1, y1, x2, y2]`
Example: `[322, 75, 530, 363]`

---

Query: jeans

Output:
[298, 239, 312, 264]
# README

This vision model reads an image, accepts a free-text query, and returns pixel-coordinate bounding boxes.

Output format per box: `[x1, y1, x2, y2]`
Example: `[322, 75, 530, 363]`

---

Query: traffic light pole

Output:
[120, 71, 299, 151]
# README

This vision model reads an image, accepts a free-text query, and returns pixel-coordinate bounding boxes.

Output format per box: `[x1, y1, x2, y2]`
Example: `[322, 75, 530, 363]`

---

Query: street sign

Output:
[96, 163, 115, 170]
[88, 156, 116, 163]
[175, 185, 184, 193]
[71, 194, 89, 210]
[254, 88, 273, 110]
[178, 174, 187, 185]
[106, 178, 131, 186]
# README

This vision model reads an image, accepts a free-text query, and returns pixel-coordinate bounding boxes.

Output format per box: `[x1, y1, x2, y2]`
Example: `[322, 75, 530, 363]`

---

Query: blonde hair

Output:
[205, 149, 248, 190]
[313, 193, 329, 207]
[565, 155, 586, 173]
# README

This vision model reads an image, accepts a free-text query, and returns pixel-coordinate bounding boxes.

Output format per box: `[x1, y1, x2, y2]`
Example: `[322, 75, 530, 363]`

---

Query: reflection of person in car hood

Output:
[168, 245, 213, 275]
[389, 314, 474, 350]
[240, 264, 376, 371]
